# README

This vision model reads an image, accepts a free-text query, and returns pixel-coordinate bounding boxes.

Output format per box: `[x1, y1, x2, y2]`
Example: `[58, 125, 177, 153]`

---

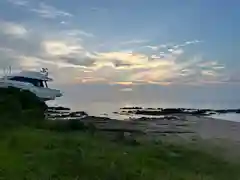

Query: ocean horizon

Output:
[46, 84, 240, 121]
[48, 98, 240, 122]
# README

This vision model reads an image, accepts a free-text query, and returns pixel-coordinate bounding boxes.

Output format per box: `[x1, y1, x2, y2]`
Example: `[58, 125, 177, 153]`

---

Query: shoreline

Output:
[47, 106, 240, 159]
[47, 106, 240, 142]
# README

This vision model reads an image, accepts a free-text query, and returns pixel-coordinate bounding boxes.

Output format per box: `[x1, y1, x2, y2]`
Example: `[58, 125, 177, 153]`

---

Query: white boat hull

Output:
[0, 79, 62, 101]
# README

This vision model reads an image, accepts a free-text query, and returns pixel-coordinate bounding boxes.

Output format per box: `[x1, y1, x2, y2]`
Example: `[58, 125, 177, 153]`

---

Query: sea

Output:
[48, 99, 240, 122]
[48, 84, 240, 122]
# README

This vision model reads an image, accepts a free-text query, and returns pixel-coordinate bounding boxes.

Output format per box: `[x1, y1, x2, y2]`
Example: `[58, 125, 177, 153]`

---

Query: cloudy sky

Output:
[0, 0, 240, 109]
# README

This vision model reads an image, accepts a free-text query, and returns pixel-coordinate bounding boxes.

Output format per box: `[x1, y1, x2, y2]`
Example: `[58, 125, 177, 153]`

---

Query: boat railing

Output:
[2, 66, 12, 80]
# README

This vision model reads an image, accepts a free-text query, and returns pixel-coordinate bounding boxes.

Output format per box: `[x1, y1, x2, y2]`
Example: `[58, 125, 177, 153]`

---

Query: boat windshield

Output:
[9, 76, 47, 88]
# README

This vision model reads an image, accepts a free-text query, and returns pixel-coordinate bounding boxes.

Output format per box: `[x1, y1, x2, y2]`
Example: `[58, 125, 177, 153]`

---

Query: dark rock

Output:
[120, 107, 143, 110]
[48, 106, 71, 111]
[120, 107, 240, 116]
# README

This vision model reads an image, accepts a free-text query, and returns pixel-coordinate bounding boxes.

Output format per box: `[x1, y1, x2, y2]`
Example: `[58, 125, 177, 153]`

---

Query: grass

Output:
[1, 88, 240, 179]
[0, 127, 240, 180]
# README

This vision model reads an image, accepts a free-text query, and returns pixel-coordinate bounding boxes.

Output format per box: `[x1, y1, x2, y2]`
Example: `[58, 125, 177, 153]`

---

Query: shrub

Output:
[42, 119, 87, 132]
[0, 87, 47, 127]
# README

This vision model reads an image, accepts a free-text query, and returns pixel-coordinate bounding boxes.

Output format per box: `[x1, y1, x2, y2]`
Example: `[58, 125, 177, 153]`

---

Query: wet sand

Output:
[168, 115, 240, 161]
[185, 115, 240, 141]
[98, 115, 240, 160]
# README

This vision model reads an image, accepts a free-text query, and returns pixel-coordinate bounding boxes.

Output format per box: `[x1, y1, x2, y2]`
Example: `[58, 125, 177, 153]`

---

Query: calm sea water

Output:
[211, 114, 240, 122]
[48, 99, 240, 122]
[48, 84, 240, 122]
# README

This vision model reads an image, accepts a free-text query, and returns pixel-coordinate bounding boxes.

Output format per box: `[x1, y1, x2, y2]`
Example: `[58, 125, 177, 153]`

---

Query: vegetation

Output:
[0, 87, 47, 128]
[0, 87, 240, 180]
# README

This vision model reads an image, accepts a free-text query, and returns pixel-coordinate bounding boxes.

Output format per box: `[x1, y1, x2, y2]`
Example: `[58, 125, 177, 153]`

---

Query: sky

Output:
[0, 0, 240, 109]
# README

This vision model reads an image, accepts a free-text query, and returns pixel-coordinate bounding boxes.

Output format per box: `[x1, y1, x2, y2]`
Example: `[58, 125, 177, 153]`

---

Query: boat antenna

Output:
[3, 67, 7, 79]
[41, 68, 48, 76]
[9, 66, 11, 75]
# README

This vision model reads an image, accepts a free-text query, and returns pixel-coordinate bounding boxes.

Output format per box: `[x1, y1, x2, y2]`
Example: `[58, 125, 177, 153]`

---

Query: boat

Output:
[0, 68, 62, 101]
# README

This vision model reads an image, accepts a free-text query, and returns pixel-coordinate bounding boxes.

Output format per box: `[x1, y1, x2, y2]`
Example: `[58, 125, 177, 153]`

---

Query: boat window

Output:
[9, 76, 45, 87]
[44, 81, 48, 88]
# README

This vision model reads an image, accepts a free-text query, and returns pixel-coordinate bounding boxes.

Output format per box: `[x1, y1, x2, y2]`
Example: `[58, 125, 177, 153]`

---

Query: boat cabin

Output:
[8, 76, 48, 88]
[6, 71, 52, 88]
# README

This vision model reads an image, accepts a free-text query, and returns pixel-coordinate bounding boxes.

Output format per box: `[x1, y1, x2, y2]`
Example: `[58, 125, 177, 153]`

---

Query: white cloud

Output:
[120, 88, 133, 92]
[30, 2, 73, 19]
[212, 66, 225, 70]
[0, 22, 229, 86]
[201, 70, 217, 76]
[65, 30, 94, 37]
[120, 39, 147, 45]
[144, 45, 159, 51]
[7, 0, 73, 20]
[0, 47, 15, 53]
[7, 0, 28, 6]
[60, 21, 67, 24]
[19, 56, 42, 68]
[42, 40, 83, 56]
[150, 55, 162, 59]
[143, 44, 170, 51]
[0, 21, 28, 37]
[144, 40, 202, 52]
[171, 49, 184, 55]
[198, 61, 218, 67]
[173, 40, 202, 48]
[185, 40, 202, 45]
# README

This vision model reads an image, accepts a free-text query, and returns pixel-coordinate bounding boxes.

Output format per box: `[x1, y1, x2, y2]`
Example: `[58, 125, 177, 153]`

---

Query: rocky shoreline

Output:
[119, 107, 240, 116]
[47, 106, 240, 120]
[45, 106, 240, 142]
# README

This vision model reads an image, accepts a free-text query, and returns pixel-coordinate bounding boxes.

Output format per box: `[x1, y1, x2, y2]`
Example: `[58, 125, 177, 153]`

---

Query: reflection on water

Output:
[211, 113, 240, 122]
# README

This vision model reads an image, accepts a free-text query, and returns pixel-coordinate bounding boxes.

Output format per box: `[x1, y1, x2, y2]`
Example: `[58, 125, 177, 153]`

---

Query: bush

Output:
[42, 119, 88, 132]
[0, 87, 47, 127]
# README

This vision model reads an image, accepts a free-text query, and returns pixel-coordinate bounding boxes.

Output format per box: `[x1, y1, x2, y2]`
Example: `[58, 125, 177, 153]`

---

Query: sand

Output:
[185, 115, 240, 141]
[172, 115, 240, 161]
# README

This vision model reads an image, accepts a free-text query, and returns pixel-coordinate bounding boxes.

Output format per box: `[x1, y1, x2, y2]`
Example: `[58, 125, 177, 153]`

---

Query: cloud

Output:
[7, 0, 73, 20]
[144, 45, 160, 51]
[18, 55, 42, 68]
[171, 49, 184, 55]
[0, 47, 15, 53]
[144, 40, 202, 52]
[5, 0, 232, 87]
[212, 66, 225, 70]
[60, 21, 67, 25]
[0, 20, 231, 86]
[91, 51, 175, 70]
[120, 88, 133, 92]
[173, 40, 202, 49]
[7, 0, 28, 6]
[42, 40, 83, 56]
[1, 2, 231, 86]
[78, 77, 107, 84]
[120, 39, 148, 45]
[113, 82, 134, 86]
[198, 61, 218, 67]
[185, 40, 202, 45]
[65, 29, 94, 38]
[40, 38, 98, 68]
[201, 70, 217, 76]
[95, 51, 148, 66]
[143, 44, 170, 51]
[30, 2, 73, 19]
[0, 21, 28, 37]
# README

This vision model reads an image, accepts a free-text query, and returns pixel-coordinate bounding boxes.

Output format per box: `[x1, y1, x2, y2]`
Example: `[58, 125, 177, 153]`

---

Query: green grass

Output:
[1, 88, 240, 179]
[0, 127, 239, 180]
